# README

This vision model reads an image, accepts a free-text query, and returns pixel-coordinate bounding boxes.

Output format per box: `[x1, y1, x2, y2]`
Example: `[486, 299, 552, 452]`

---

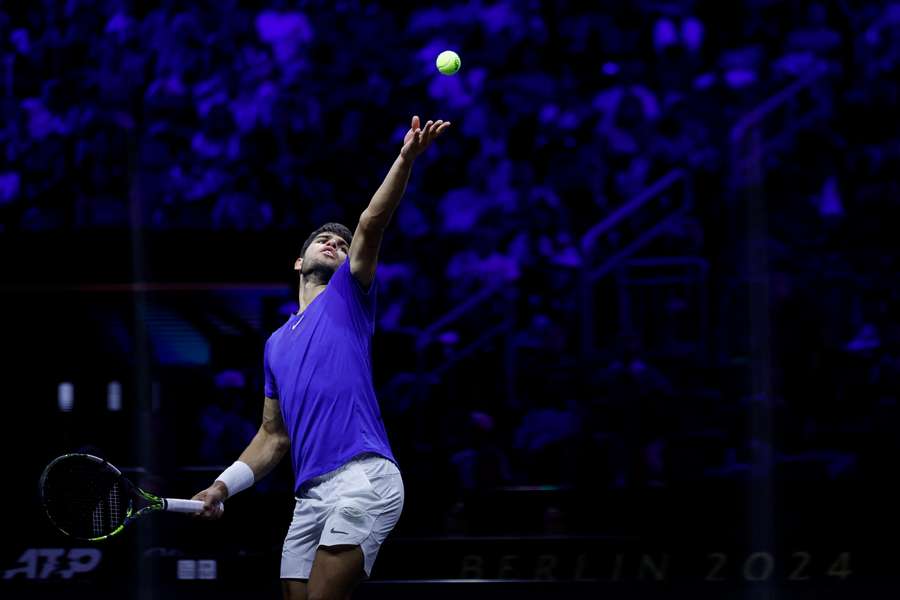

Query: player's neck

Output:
[297, 278, 327, 314]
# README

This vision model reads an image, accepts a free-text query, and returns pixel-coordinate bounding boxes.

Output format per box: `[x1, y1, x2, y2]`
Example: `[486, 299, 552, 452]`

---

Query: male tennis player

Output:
[192, 116, 450, 600]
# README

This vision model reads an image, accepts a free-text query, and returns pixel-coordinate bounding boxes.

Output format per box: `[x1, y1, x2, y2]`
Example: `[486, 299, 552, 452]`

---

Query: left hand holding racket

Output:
[191, 482, 227, 519]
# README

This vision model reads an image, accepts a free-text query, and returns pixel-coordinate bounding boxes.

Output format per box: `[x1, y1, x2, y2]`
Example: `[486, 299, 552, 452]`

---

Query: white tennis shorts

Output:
[280, 453, 404, 579]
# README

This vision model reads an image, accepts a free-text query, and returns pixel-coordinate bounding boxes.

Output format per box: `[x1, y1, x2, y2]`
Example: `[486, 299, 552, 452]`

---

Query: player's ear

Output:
[294, 257, 303, 272]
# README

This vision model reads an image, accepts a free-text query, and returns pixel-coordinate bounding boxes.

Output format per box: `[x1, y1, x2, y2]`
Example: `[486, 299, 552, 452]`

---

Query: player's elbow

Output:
[270, 431, 291, 455]
[260, 422, 290, 452]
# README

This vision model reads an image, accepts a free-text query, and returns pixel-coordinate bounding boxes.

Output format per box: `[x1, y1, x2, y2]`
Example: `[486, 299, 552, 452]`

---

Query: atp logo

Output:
[4, 548, 102, 579]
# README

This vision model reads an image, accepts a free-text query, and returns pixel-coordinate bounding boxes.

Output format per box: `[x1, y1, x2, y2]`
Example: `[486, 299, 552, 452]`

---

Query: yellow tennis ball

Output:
[436, 50, 461, 75]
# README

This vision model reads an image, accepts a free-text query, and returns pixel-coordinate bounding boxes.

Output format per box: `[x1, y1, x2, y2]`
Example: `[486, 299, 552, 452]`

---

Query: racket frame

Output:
[40, 453, 167, 542]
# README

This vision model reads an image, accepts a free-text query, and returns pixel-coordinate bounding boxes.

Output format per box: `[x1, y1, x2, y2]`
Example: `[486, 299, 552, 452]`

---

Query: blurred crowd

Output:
[5, 0, 899, 534]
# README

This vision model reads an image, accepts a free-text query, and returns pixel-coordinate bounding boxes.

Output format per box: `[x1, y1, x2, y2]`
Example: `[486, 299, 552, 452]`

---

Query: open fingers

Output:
[427, 120, 450, 145]
[405, 117, 450, 153]
[419, 120, 433, 143]
[430, 120, 448, 141]
[425, 120, 439, 141]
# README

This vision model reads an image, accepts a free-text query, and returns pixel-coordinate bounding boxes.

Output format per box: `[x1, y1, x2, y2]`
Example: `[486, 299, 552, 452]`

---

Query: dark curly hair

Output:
[299, 222, 353, 260]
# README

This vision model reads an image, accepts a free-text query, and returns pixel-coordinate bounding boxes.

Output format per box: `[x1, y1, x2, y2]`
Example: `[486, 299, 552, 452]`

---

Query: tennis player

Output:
[192, 116, 450, 600]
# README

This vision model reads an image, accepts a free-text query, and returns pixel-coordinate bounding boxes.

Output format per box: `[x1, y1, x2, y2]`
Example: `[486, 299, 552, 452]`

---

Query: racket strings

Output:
[92, 496, 104, 537]
[89, 485, 121, 537]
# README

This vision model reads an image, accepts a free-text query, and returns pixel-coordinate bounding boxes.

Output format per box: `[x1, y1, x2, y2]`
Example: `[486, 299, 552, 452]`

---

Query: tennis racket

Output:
[39, 453, 206, 541]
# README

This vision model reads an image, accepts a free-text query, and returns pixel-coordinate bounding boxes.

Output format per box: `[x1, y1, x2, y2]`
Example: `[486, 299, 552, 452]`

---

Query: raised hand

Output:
[400, 115, 451, 161]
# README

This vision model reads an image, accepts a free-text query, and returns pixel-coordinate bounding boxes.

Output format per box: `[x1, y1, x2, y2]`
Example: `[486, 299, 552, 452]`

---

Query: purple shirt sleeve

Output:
[330, 259, 377, 334]
[264, 338, 279, 399]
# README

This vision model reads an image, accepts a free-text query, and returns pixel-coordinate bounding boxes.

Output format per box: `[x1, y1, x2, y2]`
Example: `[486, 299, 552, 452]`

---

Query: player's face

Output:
[312, 233, 349, 263]
[298, 232, 349, 275]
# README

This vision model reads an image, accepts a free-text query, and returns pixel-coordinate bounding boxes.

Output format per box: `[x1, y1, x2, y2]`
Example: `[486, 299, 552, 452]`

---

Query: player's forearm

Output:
[236, 426, 290, 482]
[361, 153, 414, 230]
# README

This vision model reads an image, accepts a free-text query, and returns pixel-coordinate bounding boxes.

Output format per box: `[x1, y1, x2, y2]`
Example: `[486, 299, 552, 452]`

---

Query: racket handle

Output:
[164, 498, 205, 513]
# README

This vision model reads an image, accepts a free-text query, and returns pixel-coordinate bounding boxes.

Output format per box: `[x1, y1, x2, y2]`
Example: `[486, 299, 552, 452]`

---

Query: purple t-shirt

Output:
[264, 258, 396, 493]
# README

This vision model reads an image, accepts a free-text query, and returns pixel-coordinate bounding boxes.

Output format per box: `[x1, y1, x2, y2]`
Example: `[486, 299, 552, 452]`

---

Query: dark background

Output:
[1, 0, 898, 598]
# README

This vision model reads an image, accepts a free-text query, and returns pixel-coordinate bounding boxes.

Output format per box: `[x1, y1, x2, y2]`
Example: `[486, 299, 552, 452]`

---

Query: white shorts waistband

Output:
[301, 452, 383, 490]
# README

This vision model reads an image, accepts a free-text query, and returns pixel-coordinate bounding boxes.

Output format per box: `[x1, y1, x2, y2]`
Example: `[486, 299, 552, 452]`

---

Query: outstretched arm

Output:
[351, 115, 451, 289]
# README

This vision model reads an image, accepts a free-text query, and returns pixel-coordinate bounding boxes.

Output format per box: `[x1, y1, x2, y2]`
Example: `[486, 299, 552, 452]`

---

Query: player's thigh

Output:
[282, 578, 308, 600]
[307, 544, 364, 600]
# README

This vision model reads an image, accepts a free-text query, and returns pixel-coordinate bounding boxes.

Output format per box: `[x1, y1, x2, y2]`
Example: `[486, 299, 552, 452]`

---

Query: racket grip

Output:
[164, 498, 205, 513]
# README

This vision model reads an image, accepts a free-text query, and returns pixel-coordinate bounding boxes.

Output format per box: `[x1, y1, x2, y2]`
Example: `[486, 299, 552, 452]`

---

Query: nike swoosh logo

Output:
[330, 527, 348, 535]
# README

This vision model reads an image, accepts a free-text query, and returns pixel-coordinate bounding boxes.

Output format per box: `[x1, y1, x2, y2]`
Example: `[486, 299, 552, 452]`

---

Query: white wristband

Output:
[215, 461, 255, 498]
